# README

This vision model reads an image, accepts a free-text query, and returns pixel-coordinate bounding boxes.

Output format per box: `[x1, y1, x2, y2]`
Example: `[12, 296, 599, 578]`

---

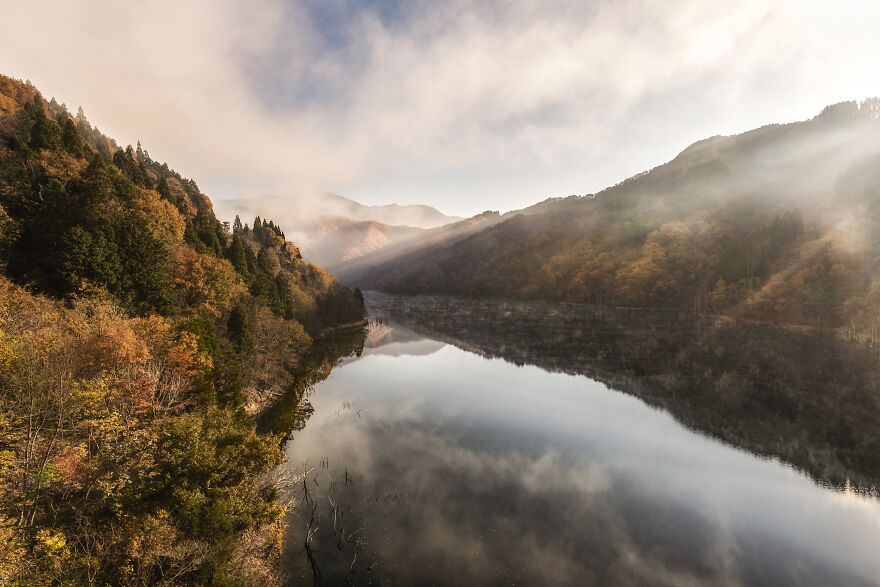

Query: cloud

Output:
[1, 0, 879, 216]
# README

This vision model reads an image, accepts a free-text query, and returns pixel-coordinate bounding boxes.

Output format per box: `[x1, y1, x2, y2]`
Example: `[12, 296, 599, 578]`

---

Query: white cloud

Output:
[1, 0, 879, 216]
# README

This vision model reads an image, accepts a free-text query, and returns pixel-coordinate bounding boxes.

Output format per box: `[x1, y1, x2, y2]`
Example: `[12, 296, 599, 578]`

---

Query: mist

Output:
[2, 0, 880, 216]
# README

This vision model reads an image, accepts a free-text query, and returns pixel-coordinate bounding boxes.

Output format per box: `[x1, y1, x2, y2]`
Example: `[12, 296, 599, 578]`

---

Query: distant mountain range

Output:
[216, 193, 462, 272]
[340, 100, 880, 328]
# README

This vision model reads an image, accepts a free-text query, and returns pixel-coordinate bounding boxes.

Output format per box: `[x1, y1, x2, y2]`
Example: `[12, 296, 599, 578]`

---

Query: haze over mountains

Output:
[216, 193, 461, 271]
[210, 97, 880, 333]
[339, 100, 880, 329]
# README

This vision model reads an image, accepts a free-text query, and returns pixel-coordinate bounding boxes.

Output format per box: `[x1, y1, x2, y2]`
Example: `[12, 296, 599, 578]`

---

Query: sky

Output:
[2, 0, 880, 217]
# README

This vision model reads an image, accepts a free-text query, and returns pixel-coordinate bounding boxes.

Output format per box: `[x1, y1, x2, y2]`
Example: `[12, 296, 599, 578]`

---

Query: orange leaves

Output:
[132, 315, 208, 374]
[0, 92, 16, 117]
[169, 245, 245, 316]
[306, 263, 334, 290]
[0, 274, 208, 423]
[162, 177, 197, 216]
[81, 321, 152, 374]
[54, 447, 86, 484]
[613, 216, 724, 305]
[0, 75, 38, 116]
[37, 149, 88, 181]
[166, 331, 211, 377]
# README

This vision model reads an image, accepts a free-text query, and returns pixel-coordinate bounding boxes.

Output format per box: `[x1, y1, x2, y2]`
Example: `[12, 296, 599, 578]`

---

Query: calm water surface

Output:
[280, 293, 880, 586]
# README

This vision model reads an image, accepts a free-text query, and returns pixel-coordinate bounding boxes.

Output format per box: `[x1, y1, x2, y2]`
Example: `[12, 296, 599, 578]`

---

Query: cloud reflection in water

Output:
[283, 321, 880, 586]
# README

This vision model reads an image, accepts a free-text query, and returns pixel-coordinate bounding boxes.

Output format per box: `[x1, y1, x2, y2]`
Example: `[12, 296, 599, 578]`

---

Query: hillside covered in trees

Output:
[346, 101, 880, 329]
[0, 75, 364, 584]
[367, 292, 880, 491]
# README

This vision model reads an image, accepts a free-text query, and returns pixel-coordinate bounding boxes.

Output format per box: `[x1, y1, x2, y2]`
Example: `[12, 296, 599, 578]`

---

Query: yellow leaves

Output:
[0, 412, 16, 480]
[708, 278, 733, 309]
[0, 203, 16, 243]
[71, 377, 119, 423]
[132, 186, 186, 245]
[131, 313, 176, 356]
[37, 149, 88, 181]
[123, 509, 211, 583]
[307, 263, 334, 290]
[0, 75, 38, 115]
[169, 245, 245, 316]
[132, 313, 210, 372]
[35, 528, 67, 557]
[0, 332, 15, 378]
[81, 319, 152, 373]
[0, 516, 26, 583]
[0, 276, 62, 337]
[167, 330, 212, 377]
[0, 92, 16, 116]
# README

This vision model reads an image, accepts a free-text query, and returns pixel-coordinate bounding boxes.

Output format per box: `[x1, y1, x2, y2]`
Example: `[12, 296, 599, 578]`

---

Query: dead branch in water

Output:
[305, 501, 321, 586]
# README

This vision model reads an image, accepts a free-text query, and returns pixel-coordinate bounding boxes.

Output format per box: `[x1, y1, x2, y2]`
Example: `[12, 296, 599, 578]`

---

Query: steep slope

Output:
[293, 216, 426, 271]
[350, 100, 880, 328]
[335, 210, 505, 283]
[0, 75, 364, 585]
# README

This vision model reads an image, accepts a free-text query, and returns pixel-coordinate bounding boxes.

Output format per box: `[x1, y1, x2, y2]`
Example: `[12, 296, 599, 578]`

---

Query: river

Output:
[278, 292, 880, 586]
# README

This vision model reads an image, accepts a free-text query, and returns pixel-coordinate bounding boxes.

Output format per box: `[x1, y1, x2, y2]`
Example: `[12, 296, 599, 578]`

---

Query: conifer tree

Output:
[61, 118, 84, 156]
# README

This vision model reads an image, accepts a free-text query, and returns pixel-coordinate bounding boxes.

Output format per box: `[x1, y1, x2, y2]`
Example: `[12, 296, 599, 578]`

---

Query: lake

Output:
[278, 292, 880, 586]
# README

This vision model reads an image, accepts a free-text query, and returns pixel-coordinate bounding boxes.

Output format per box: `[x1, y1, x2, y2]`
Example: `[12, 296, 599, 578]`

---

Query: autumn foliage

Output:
[0, 75, 365, 584]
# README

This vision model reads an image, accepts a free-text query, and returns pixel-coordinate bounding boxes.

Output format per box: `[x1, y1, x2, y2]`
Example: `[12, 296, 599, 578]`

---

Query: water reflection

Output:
[258, 327, 366, 437]
[281, 294, 880, 586]
[366, 292, 880, 491]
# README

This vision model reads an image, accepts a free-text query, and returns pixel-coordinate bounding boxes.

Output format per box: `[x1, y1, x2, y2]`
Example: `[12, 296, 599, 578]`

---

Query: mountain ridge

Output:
[215, 193, 463, 272]
[343, 99, 880, 329]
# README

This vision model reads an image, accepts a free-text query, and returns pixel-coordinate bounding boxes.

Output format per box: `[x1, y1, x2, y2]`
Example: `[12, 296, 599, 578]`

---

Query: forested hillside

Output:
[0, 75, 363, 584]
[350, 101, 880, 329]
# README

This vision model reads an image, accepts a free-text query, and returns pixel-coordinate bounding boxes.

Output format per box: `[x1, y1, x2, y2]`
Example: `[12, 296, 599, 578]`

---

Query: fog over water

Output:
[279, 295, 880, 586]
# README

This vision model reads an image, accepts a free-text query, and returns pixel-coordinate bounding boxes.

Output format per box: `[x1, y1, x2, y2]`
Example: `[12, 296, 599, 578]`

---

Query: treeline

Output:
[361, 201, 869, 327]
[368, 292, 880, 491]
[353, 101, 880, 330]
[0, 75, 363, 584]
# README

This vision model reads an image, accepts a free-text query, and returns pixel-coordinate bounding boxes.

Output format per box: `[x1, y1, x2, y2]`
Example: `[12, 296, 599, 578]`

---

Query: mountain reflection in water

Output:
[280, 293, 880, 587]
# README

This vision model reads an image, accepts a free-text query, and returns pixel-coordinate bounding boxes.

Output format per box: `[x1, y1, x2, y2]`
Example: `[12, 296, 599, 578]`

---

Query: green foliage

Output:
[61, 224, 121, 289]
[118, 217, 176, 314]
[61, 117, 84, 156]
[227, 233, 256, 281]
[316, 286, 367, 327]
[227, 300, 252, 352]
[25, 96, 62, 151]
[188, 208, 225, 256]
[363, 198, 871, 327]
[154, 407, 284, 539]
[0, 76, 364, 585]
